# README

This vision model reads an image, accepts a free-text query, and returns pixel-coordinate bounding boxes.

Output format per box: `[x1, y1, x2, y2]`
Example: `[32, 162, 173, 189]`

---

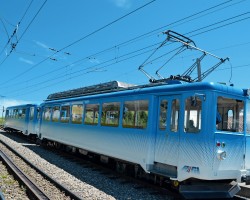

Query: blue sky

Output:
[0, 0, 250, 108]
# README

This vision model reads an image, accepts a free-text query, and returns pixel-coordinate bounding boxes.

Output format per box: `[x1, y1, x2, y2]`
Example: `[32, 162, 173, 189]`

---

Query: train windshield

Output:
[216, 96, 244, 133]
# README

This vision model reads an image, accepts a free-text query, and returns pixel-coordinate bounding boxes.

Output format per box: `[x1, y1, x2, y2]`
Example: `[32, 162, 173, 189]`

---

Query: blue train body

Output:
[4, 81, 250, 198]
[4, 104, 39, 135]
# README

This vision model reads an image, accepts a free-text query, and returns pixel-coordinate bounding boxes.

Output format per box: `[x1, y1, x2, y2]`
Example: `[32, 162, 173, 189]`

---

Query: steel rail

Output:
[0, 149, 50, 200]
[0, 140, 83, 200]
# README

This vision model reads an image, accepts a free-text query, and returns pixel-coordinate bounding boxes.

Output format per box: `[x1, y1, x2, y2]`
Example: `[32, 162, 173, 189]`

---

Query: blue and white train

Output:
[4, 80, 250, 199]
[4, 104, 39, 136]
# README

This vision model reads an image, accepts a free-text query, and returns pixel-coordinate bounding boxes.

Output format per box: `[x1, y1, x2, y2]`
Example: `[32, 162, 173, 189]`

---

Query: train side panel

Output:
[5, 117, 28, 133]
[39, 96, 156, 171]
[41, 123, 152, 168]
[38, 83, 250, 184]
[4, 104, 38, 135]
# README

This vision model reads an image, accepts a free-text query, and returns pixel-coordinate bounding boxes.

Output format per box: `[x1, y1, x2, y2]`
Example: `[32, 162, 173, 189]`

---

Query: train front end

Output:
[175, 85, 250, 199]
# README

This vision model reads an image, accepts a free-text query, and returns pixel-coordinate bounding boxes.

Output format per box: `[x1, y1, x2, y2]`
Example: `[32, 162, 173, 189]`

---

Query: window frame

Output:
[216, 95, 244, 133]
[52, 105, 60, 122]
[101, 101, 120, 127]
[60, 105, 70, 123]
[71, 103, 84, 124]
[184, 96, 202, 134]
[122, 99, 149, 129]
[84, 103, 100, 125]
[30, 107, 34, 121]
[43, 107, 52, 122]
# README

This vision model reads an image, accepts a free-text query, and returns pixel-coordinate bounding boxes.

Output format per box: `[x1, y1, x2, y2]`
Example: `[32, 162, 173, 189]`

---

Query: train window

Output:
[184, 97, 202, 133]
[10, 109, 14, 118]
[60, 105, 70, 123]
[19, 109, 26, 119]
[101, 102, 120, 127]
[159, 100, 168, 130]
[72, 104, 83, 124]
[37, 108, 40, 120]
[43, 107, 52, 122]
[122, 100, 148, 129]
[217, 96, 244, 132]
[84, 104, 99, 125]
[52, 106, 60, 122]
[5, 109, 9, 118]
[9, 109, 12, 118]
[170, 99, 179, 132]
[30, 107, 34, 120]
[13, 109, 18, 118]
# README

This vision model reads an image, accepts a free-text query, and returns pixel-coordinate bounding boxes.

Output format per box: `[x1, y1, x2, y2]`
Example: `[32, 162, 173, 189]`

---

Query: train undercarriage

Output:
[40, 139, 242, 199]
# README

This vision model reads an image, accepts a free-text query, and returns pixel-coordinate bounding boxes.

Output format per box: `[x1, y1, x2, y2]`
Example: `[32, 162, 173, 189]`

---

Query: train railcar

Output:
[32, 80, 250, 199]
[4, 104, 40, 136]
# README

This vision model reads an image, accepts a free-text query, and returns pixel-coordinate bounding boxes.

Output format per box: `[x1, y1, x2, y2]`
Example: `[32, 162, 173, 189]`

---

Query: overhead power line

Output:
[0, 0, 46, 67]
[188, 12, 250, 37]
[0, 0, 156, 86]
[0, 0, 239, 88]
[0, 0, 34, 56]
[17, 0, 47, 44]
[60, 0, 157, 52]
[3, 0, 250, 97]
[0, 18, 10, 39]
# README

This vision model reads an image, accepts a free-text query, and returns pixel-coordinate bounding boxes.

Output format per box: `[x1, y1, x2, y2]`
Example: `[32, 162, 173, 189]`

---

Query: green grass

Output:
[0, 117, 5, 125]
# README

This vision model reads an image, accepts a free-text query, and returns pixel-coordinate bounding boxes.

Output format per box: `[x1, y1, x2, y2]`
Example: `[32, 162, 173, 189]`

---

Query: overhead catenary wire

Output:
[0, 0, 238, 88]
[0, 0, 238, 86]
[6, 36, 250, 97]
[0, 0, 34, 56]
[19, 0, 34, 26]
[0, 18, 10, 40]
[1, 0, 250, 97]
[0, 0, 156, 87]
[10, 60, 250, 98]
[0, 0, 45, 66]
[3, 9, 250, 95]
[1, 0, 241, 90]
[14, 0, 46, 46]
[4, 41, 164, 94]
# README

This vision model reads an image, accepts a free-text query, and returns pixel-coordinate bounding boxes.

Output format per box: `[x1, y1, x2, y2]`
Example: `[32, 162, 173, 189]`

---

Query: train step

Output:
[149, 162, 177, 178]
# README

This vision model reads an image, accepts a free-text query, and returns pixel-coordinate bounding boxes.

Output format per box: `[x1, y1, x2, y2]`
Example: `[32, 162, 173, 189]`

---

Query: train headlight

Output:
[217, 149, 226, 160]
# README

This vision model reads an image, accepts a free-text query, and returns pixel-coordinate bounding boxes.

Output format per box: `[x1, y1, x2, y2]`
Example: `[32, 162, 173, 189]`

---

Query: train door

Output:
[154, 95, 181, 168]
[35, 107, 41, 137]
[22, 106, 29, 135]
[177, 95, 207, 181]
[27, 106, 35, 135]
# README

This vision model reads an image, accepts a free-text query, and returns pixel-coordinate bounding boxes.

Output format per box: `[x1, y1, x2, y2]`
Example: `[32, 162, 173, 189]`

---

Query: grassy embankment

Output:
[0, 118, 5, 126]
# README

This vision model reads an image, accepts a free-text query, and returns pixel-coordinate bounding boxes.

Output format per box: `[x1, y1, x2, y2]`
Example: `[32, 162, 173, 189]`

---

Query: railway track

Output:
[0, 139, 83, 200]
[0, 149, 50, 200]
[37, 146, 250, 200]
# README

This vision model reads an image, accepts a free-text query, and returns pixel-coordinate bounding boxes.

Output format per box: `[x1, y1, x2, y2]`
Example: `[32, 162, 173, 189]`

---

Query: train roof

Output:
[46, 81, 135, 101]
[45, 80, 247, 103]
[6, 104, 38, 109]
